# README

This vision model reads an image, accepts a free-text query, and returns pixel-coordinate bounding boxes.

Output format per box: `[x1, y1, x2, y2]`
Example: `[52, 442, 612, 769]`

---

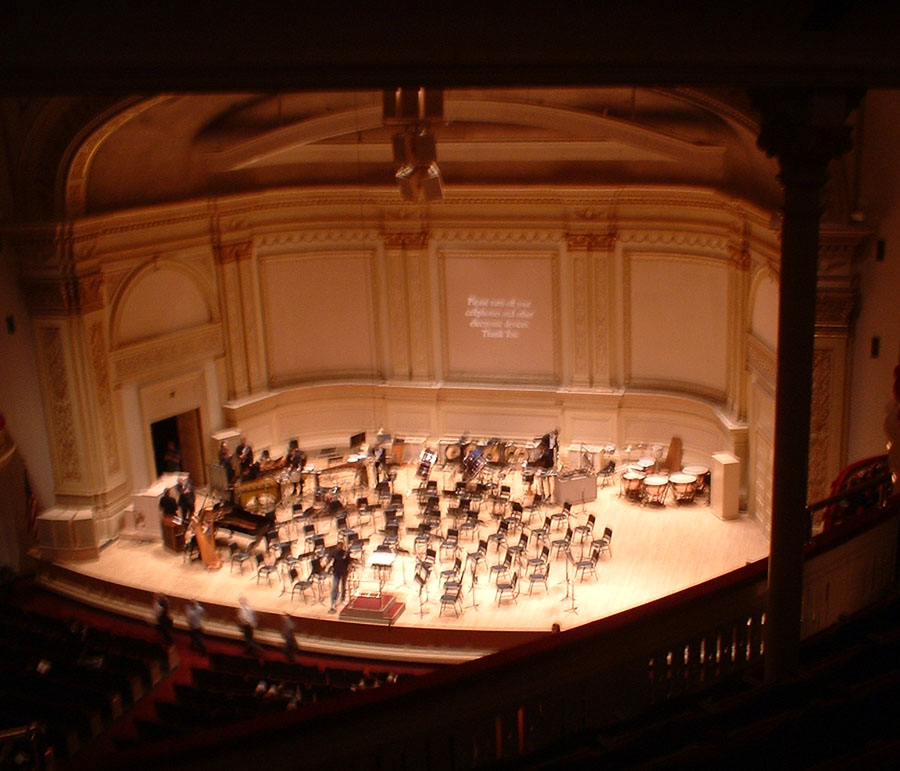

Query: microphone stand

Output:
[562, 545, 578, 614]
[467, 559, 480, 611]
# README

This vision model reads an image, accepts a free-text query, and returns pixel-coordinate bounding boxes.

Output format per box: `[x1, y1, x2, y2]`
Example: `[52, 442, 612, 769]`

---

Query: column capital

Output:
[753, 88, 863, 192]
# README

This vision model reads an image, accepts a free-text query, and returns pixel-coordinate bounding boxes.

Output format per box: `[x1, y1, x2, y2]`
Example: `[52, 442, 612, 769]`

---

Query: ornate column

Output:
[20, 226, 130, 541]
[382, 231, 432, 381]
[754, 88, 860, 684]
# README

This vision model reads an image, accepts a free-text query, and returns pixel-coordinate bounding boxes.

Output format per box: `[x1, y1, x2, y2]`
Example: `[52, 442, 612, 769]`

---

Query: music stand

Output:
[466, 559, 480, 611]
[561, 545, 578, 614]
[415, 567, 430, 618]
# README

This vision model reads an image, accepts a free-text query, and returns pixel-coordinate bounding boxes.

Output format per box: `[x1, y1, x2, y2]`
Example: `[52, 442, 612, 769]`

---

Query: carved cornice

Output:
[727, 218, 752, 271]
[618, 231, 729, 250]
[216, 240, 253, 265]
[22, 273, 105, 317]
[431, 229, 563, 244]
[815, 290, 856, 334]
[566, 231, 617, 251]
[383, 231, 430, 249]
[256, 230, 380, 249]
[110, 323, 224, 384]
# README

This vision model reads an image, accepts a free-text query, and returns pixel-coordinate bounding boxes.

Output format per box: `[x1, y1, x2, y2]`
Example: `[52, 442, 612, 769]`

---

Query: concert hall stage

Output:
[31, 463, 770, 664]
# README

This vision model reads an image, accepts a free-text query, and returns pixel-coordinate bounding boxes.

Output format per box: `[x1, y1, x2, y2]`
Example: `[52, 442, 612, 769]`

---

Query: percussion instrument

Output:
[682, 465, 710, 493]
[462, 446, 487, 478]
[509, 446, 529, 464]
[670, 472, 698, 503]
[444, 443, 462, 462]
[484, 440, 507, 464]
[621, 470, 645, 501]
[417, 448, 438, 479]
[643, 475, 670, 505]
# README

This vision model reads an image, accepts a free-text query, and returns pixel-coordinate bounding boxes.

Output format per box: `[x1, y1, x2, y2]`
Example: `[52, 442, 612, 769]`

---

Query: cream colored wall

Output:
[24, 185, 790, 537]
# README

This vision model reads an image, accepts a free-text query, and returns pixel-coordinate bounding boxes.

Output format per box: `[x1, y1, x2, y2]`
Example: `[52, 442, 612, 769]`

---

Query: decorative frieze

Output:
[110, 323, 223, 383]
[39, 326, 81, 483]
[747, 336, 777, 390]
[88, 321, 120, 474]
[383, 231, 430, 249]
[808, 348, 833, 502]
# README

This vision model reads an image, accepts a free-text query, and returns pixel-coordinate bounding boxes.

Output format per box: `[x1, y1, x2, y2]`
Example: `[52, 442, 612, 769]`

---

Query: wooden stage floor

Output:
[34, 462, 770, 664]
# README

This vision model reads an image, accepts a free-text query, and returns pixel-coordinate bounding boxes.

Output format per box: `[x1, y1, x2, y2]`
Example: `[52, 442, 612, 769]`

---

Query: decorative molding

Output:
[567, 231, 618, 251]
[815, 290, 856, 333]
[88, 321, 120, 474]
[809, 348, 833, 502]
[406, 253, 431, 377]
[382, 231, 430, 249]
[618, 230, 729, 250]
[432, 229, 564, 244]
[110, 323, 224, 384]
[593, 252, 610, 382]
[39, 326, 82, 483]
[77, 272, 105, 313]
[572, 255, 589, 377]
[216, 240, 253, 265]
[256, 230, 381, 248]
[65, 96, 173, 219]
[386, 252, 410, 378]
[747, 335, 777, 390]
[727, 218, 752, 271]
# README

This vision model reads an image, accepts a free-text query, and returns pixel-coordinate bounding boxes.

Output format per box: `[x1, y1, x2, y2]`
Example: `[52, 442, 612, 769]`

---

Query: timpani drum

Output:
[682, 465, 710, 493]
[642, 475, 670, 505]
[622, 470, 646, 501]
[444, 443, 462, 463]
[669, 472, 698, 503]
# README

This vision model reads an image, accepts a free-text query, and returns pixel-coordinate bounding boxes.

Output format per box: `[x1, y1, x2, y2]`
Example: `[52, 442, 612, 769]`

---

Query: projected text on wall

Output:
[466, 295, 535, 338]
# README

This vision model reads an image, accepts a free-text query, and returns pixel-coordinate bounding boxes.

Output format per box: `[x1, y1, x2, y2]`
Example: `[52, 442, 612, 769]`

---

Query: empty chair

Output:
[255, 552, 278, 586]
[574, 547, 601, 582]
[382, 521, 400, 550]
[302, 522, 317, 551]
[466, 539, 488, 574]
[551, 501, 572, 531]
[439, 584, 463, 617]
[459, 513, 480, 540]
[495, 572, 519, 605]
[505, 532, 529, 567]
[592, 526, 614, 559]
[440, 556, 463, 587]
[598, 459, 616, 487]
[486, 519, 509, 553]
[550, 527, 573, 559]
[489, 552, 513, 584]
[289, 566, 313, 603]
[529, 516, 552, 550]
[229, 541, 252, 574]
[574, 513, 596, 543]
[413, 523, 432, 556]
[527, 557, 551, 594]
[527, 544, 550, 572]
[440, 527, 460, 561]
[523, 494, 543, 523]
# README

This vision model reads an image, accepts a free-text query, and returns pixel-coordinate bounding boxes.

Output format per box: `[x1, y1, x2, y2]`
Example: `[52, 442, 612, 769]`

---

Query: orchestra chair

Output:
[523, 493, 543, 524]
[308, 557, 329, 602]
[413, 523, 432, 557]
[527, 545, 550, 573]
[495, 572, 519, 605]
[550, 527, 573, 560]
[465, 539, 488, 575]
[574, 513, 596, 544]
[503, 501, 525, 538]
[551, 501, 572, 531]
[440, 556, 463, 588]
[289, 567, 314, 603]
[486, 519, 509, 553]
[527, 555, 551, 594]
[440, 527, 460, 561]
[381, 522, 400, 551]
[229, 542, 252, 575]
[182, 535, 201, 565]
[255, 552, 278, 586]
[459, 513, 480, 541]
[574, 547, 601, 582]
[592, 527, 614, 559]
[302, 523, 317, 552]
[439, 584, 463, 617]
[505, 532, 529, 568]
[598, 460, 616, 487]
[489, 552, 513, 584]
[529, 516, 552, 552]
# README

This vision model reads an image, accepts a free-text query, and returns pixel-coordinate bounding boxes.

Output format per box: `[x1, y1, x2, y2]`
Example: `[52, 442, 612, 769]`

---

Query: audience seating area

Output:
[523, 591, 900, 768]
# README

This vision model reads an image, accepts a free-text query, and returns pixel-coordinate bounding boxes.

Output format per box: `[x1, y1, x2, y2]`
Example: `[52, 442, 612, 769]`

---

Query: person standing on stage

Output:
[237, 595, 263, 655]
[219, 441, 236, 485]
[186, 598, 207, 655]
[152, 593, 174, 645]
[176, 477, 196, 521]
[159, 488, 178, 520]
[235, 435, 254, 478]
[327, 542, 351, 614]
